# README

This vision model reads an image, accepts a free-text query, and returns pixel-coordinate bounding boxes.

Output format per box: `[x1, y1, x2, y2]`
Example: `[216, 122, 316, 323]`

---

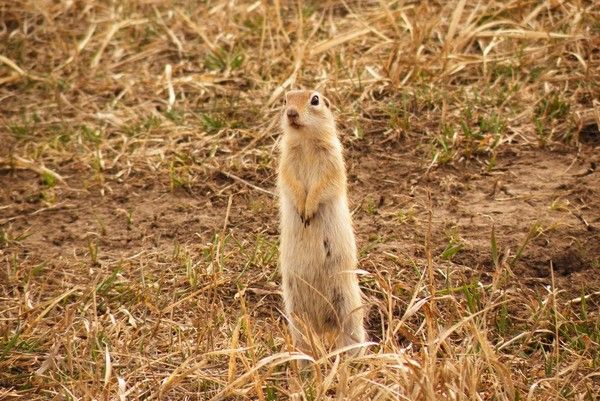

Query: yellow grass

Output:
[1, 0, 599, 400]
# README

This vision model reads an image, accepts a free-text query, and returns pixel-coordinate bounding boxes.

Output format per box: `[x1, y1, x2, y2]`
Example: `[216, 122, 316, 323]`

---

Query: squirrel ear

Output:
[323, 96, 330, 108]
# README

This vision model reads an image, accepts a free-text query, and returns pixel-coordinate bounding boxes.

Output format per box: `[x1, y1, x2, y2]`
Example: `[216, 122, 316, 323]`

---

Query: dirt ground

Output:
[3, 130, 598, 302]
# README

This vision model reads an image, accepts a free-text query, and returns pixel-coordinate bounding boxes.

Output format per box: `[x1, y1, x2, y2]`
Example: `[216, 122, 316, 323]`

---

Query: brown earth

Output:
[2, 134, 598, 301]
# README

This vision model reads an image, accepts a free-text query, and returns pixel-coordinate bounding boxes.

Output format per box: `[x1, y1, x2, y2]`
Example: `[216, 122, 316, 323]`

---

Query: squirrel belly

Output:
[279, 192, 360, 328]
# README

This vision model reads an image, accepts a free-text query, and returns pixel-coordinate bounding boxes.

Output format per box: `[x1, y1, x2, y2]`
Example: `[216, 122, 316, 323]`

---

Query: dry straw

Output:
[1, 0, 598, 400]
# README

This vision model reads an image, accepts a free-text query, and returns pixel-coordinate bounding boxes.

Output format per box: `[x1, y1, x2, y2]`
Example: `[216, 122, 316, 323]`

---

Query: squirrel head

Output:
[281, 90, 335, 137]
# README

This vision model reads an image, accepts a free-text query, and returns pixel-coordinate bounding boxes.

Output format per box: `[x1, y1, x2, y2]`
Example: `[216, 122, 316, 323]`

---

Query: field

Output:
[1, 0, 599, 400]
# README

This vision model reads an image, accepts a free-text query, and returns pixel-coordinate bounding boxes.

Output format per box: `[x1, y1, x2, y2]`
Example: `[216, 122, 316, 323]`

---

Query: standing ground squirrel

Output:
[277, 89, 366, 355]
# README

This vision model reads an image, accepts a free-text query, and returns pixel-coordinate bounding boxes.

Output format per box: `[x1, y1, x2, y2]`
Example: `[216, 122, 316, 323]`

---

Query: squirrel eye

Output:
[310, 95, 319, 106]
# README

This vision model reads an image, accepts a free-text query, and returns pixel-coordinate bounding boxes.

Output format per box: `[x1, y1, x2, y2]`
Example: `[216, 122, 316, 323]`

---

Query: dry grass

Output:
[1, 0, 599, 400]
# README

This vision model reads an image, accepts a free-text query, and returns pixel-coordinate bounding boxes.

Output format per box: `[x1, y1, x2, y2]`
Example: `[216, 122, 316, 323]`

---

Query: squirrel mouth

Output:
[289, 121, 302, 129]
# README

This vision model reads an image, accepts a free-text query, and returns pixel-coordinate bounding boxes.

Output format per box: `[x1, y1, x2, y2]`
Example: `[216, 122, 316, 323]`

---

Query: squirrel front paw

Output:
[303, 215, 311, 227]
[299, 211, 311, 227]
[303, 202, 319, 226]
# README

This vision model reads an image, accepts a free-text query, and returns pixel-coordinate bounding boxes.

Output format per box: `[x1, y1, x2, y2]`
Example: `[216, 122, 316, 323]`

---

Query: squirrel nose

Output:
[287, 109, 299, 119]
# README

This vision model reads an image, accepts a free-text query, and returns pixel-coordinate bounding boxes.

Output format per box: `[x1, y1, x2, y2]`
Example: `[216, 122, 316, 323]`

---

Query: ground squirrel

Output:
[277, 89, 366, 355]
